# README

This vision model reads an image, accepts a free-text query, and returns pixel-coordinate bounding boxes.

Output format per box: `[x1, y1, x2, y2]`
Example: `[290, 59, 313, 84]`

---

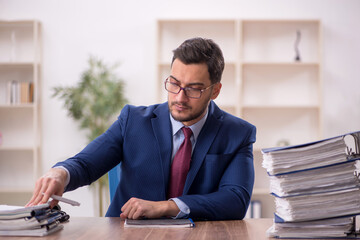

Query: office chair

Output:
[108, 164, 121, 201]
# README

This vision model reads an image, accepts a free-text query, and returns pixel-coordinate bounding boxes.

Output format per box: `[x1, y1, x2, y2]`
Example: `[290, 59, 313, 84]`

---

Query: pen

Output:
[42, 193, 81, 206]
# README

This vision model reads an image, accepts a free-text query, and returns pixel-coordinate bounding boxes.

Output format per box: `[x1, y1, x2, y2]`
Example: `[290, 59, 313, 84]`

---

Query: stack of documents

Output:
[262, 136, 348, 176]
[0, 203, 68, 236]
[267, 216, 355, 238]
[269, 161, 360, 198]
[262, 131, 360, 238]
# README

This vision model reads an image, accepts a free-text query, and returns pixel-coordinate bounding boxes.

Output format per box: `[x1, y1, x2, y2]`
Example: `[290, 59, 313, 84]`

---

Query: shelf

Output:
[242, 105, 320, 109]
[242, 61, 319, 66]
[157, 19, 239, 64]
[0, 62, 35, 67]
[242, 19, 320, 23]
[253, 188, 270, 195]
[244, 108, 320, 147]
[242, 20, 320, 62]
[0, 103, 34, 109]
[242, 63, 320, 107]
[0, 20, 36, 26]
[158, 61, 238, 66]
[0, 146, 34, 151]
[0, 62, 35, 105]
[0, 187, 33, 193]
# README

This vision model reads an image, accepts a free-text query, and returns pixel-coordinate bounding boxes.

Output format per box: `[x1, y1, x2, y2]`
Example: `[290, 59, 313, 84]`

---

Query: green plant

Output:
[52, 56, 127, 216]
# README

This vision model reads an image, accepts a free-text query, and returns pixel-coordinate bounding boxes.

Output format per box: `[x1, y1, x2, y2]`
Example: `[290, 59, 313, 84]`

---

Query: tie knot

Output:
[182, 127, 192, 139]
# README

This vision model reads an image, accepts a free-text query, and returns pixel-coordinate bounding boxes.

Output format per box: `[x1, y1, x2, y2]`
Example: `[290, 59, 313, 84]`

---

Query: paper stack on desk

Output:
[262, 131, 360, 238]
[0, 203, 68, 236]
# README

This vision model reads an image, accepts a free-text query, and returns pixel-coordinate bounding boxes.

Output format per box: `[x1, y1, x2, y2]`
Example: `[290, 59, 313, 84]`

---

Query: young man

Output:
[27, 38, 256, 220]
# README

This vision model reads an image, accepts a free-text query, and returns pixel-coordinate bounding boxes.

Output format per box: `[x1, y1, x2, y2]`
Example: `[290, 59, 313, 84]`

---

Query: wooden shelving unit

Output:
[0, 20, 42, 205]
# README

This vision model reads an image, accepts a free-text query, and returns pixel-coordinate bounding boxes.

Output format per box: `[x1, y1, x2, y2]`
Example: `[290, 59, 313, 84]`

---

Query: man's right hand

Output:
[26, 168, 68, 208]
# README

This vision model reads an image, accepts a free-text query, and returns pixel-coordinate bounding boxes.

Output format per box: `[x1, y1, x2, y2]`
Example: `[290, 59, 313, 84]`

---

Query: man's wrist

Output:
[164, 200, 180, 217]
[52, 166, 70, 187]
[170, 198, 190, 218]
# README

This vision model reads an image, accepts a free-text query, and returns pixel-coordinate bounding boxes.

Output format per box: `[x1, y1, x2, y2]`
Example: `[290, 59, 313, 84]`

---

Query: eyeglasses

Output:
[164, 77, 215, 99]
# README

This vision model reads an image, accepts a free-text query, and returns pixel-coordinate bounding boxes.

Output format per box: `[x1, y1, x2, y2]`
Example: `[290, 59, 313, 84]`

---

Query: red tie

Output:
[168, 127, 193, 198]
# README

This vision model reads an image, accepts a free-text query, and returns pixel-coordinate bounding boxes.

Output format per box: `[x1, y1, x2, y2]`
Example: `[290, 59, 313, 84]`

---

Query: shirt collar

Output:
[170, 110, 208, 142]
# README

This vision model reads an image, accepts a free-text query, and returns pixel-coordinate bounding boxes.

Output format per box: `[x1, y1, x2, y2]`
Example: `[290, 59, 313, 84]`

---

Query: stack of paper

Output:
[0, 203, 68, 237]
[262, 136, 348, 175]
[262, 131, 360, 238]
[267, 216, 355, 238]
[269, 161, 360, 197]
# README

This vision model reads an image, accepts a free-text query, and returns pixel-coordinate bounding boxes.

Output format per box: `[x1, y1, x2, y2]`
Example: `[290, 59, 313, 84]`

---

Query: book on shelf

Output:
[6, 80, 34, 104]
[29, 82, 34, 102]
[262, 131, 360, 238]
[124, 218, 195, 228]
[0, 204, 69, 237]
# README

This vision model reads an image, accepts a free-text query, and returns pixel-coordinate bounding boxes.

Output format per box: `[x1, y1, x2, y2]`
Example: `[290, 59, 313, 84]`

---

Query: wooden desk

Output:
[6, 218, 274, 240]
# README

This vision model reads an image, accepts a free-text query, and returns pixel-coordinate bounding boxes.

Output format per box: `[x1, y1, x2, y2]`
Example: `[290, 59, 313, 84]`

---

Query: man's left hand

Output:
[120, 197, 179, 219]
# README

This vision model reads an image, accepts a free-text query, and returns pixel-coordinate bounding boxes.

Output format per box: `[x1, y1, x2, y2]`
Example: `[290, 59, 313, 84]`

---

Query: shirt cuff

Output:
[53, 166, 70, 187]
[170, 198, 190, 219]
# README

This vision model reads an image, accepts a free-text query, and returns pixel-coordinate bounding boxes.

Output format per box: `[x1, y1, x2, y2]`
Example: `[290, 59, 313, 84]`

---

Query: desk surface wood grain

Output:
[3, 218, 275, 240]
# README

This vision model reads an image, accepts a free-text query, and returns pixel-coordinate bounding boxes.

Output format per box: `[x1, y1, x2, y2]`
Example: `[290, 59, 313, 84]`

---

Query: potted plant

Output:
[53, 56, 127, 216]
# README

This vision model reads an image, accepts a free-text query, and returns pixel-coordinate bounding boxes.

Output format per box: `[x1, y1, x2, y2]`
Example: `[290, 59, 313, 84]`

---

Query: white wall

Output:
[1, 0, 359, 216]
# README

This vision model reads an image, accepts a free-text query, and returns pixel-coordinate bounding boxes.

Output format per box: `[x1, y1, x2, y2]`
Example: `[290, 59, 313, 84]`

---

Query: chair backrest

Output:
[108, 164, 121, 202]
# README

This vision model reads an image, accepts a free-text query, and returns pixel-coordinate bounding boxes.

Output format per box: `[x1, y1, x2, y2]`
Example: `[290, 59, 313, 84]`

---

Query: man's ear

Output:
[211, 83, 222, 100]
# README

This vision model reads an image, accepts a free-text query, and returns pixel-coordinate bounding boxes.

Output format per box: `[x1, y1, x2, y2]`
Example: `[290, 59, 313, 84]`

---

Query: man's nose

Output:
[176, 88, 189, 102]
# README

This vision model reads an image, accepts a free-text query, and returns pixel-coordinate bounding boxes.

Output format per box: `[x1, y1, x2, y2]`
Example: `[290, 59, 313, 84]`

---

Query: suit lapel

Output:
[151, 103, 173, 198]
[183, 101, 223, 194]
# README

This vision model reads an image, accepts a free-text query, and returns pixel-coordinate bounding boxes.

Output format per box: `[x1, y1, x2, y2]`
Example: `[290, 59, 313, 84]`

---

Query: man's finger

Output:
[27, 181, 49, 206]
[49, 199, 59, 208]
[26, 179, 44, 206]
[40, 191, 52, 204]
[133, 208, 146, 220]
[127, 205, 138, 219]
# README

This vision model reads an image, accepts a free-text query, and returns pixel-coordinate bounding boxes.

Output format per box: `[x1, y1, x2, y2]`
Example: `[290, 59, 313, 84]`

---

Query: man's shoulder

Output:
[122, 102, 168, 118]
[210, 101, 255, 130]
[223, 110, 255, 129]
[218, 110, 256, 143]
[221, 113, 256, 142]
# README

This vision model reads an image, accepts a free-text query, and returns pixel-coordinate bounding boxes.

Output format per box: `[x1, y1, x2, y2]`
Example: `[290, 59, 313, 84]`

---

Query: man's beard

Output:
[168, 100, 209, 123]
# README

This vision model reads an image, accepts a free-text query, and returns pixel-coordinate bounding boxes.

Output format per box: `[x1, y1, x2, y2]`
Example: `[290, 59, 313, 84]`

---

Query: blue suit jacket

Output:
[55, 101, 256, 220]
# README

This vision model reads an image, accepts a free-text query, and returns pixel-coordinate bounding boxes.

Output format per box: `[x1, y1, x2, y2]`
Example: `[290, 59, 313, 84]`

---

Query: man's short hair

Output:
[172, 37, 225, 84]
